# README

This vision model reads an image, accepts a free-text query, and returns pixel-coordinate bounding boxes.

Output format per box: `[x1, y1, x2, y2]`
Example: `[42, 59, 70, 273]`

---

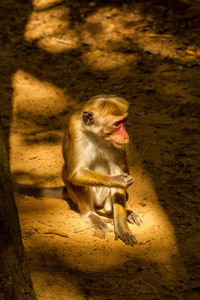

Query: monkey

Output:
[61, 95, 141, 246]
[13, 95, 141, 247]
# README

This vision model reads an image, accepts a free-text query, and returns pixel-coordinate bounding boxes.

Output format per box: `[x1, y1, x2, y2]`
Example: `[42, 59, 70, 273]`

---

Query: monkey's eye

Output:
[113, 118, 127, 127]
[113, 121, 121, 127]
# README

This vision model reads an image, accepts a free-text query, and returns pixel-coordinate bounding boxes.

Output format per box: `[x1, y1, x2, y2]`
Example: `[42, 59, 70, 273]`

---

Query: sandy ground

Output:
[1, 0, 200, 299]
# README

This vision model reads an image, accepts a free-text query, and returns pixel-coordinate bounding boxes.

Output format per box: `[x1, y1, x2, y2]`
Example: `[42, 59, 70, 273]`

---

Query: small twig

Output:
[1, 90, 10, 96]
[149, 33, 172, 38]
[50, 37, 73, 45]
[138, 239, 154, 245]
[142, 281, 157, 293]
[74, 227, 92, 233]
[33, 227, 40, 234]
[43, 230, 69, 238]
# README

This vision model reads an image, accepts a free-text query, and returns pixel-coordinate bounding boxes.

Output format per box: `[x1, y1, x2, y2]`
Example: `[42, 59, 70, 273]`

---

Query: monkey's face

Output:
[105, 114, 129, 149]
[81, 106, 129, 149]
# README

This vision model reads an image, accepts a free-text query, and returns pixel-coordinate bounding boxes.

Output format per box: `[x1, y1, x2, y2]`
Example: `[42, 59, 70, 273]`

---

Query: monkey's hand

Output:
[114, 226, 137, 247]
[112, 173, 134, 189]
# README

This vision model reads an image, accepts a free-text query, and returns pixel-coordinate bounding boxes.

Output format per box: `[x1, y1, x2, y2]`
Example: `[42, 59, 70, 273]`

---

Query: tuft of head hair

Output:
[82, 95, 129, 116]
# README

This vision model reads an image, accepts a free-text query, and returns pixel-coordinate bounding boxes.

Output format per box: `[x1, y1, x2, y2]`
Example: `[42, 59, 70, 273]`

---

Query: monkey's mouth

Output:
[112, 140, 128, 149]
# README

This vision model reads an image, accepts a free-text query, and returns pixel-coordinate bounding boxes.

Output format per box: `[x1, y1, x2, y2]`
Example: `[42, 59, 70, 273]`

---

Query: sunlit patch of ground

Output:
[11, 75, 186, 298]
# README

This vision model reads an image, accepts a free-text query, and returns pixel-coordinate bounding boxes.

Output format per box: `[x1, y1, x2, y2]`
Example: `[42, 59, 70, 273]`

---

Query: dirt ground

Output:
[1, 0, 200, 299]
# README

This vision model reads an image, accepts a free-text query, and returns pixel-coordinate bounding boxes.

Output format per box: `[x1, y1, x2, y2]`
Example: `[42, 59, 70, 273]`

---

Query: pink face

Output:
[111, 114, 129, 147]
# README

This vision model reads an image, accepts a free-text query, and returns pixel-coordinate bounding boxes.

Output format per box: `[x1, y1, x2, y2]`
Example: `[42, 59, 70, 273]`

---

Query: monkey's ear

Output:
[82, 111, 94, 126]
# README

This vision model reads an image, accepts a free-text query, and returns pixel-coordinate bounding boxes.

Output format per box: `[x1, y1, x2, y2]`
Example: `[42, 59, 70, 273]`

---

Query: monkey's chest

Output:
[89, 157, 124, 213]
[90, 158, 110, 175]
[90, 153, 124, 176]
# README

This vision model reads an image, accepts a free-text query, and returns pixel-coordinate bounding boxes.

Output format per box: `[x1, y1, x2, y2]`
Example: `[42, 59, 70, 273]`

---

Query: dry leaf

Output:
[149, 33, 172, 38]
[185, 50, 196, 56]
[139, 202, 147, 207]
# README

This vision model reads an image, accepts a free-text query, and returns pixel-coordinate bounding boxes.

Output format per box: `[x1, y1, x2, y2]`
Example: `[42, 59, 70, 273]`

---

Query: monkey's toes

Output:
[127, 211, 142, 226]
[123, 232, 137, 247]
[115, 231, 137, 247]
[94, 221, 112, 232]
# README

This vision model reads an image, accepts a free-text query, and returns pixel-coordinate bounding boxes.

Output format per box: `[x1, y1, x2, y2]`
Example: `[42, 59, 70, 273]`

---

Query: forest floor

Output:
[1, 0, 200, 299]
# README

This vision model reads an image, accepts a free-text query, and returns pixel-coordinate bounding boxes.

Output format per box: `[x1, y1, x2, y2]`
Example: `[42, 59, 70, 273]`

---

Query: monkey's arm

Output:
[68, 168, 133, 189]
[124, 146, 131, 174]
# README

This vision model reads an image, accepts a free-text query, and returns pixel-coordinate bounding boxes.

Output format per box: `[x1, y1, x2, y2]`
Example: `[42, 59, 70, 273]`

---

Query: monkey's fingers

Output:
[122, 174, 134, 185]
[99, 215, 113, 224]
[124, 178, 134, 188]
[127, 178, 134, 186]
[93, 221, 112, 232]
[121, 173, 133, 179]
[127, 211, 142, 226]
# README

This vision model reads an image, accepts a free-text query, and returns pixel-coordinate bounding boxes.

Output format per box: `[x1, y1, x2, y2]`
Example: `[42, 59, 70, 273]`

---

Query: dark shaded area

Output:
[13, 183, 78, 212]
[27, 244, 198, 299]
[1, 0, 200, 298]
[0, 121, 36, 299]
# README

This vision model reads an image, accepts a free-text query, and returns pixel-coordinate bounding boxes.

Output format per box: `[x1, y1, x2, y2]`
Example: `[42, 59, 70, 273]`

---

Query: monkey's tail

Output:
[13, 183, 67, 199]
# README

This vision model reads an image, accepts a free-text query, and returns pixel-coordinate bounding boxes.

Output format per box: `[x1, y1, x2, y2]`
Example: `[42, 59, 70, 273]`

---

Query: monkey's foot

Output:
[94, 229, 106, 239]
[84, 211, 112, 232]
[127, 211, 142, 226]
[115, 228, 137, 247]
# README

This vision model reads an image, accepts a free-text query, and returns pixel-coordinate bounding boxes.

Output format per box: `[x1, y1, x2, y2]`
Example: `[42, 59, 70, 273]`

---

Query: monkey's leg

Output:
[113, 189, 137, 247]
[85, 187, 112, 232]
[63, 165, 111, 232]
[66, 182, 111, 232]
[125, 193, 142, 225]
